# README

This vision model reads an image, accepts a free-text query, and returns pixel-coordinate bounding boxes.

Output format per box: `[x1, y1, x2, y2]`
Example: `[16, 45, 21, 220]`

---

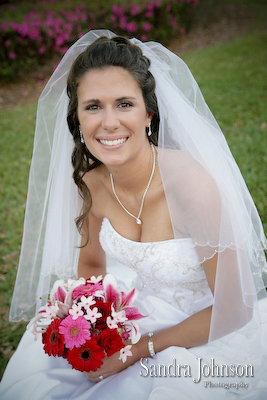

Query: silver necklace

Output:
[110, 144, 156, 225]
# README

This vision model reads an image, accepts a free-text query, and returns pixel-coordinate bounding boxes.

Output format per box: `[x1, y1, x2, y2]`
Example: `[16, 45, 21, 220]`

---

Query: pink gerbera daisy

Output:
[59, 315, 91, 350]
[72, 282, 103, 299]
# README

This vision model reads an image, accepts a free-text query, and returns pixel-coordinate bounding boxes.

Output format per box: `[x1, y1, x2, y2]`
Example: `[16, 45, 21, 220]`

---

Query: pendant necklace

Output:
[110, 144, 156, 225]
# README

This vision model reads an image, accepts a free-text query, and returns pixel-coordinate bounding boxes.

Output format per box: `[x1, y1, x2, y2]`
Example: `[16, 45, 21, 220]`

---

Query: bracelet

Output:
[148, 332, 156, 358]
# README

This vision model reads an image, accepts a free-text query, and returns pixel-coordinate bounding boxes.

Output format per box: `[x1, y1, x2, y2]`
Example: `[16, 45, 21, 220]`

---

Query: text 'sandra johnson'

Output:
[140, 357, 254, 383]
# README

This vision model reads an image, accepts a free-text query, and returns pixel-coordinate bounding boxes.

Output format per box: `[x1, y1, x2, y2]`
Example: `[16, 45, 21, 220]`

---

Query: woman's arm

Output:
[78, 211, 106, 280]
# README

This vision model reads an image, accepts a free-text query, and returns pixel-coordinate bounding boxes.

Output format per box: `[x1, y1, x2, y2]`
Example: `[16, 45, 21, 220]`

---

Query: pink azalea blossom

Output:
[38, 46, 46, 54]
[119, 16, 128, 30]
[59, 315, 91, 350]
[130, 5, 140, 16]
[145, 10, 154, 18]
[172, 20, 178, 30]
[127, 22, 137, 32]
[9, 52, 16, 60]
[112, 4, 123, 16]
[142, 22, 151, 32]
[119, 345, 133, 363]
[110, 14, 117, 24]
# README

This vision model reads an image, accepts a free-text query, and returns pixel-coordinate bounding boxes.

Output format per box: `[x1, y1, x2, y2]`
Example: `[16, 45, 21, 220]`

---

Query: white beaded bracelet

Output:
[148, 332, 156, 358]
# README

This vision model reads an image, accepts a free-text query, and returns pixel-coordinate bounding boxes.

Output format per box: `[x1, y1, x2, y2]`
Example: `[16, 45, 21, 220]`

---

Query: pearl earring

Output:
[79, 129, 85, 144]
[148, 123, 152, 137]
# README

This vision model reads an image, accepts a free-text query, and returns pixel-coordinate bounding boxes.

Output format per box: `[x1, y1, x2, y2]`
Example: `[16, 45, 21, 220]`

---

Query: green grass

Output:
[0, 30, 266, 380]
[0, 102, 36, 377]
[182, 31, 267, 225]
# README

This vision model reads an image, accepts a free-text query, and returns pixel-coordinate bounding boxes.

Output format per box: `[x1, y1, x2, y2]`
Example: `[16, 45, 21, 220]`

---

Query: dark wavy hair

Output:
[66, 36, 159, 243]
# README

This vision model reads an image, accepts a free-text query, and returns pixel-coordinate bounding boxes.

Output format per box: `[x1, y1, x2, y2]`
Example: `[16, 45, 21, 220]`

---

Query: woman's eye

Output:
[86, 104, 100, 110]
[119, 102, 133, 108]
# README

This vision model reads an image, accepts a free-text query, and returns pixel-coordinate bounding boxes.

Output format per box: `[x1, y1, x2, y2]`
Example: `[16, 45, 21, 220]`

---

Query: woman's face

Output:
[77, 66, 151, 167]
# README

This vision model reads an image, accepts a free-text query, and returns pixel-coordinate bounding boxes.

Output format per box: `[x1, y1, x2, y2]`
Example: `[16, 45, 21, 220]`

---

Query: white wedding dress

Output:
[1, 218, 267, 400]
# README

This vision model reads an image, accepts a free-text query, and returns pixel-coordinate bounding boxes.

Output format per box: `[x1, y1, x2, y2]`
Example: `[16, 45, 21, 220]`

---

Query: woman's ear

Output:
[146, 112, 154, 127]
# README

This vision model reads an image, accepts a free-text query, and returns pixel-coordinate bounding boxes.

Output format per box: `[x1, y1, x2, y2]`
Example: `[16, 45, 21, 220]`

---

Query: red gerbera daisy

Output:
[67, 337, 105, 372]
[42, 319, 65, 357]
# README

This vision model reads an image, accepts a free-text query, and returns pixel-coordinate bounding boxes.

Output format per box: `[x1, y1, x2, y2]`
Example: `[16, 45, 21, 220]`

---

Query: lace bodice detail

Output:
[99, 218, 213, 315]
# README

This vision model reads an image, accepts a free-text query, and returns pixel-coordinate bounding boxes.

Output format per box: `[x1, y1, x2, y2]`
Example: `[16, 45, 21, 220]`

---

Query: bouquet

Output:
[28, 274, 146, 372]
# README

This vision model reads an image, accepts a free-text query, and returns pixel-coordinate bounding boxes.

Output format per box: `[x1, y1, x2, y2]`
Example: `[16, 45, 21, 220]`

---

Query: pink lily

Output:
[103, 274, 121, 307]
[103, 274, 145, 321]
[27, 304, 52, 331]
[125, 320, 141, 344]
[42, 305, 56, 320]
[49, 279, 66, 303]
[51, 278, 86, 318]
[32, 323, 39, 340]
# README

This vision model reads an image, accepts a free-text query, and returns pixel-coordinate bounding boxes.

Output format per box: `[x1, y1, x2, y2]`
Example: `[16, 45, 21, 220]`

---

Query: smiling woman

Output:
[0, 30, 267, 400]
[77, 67, 152, 167]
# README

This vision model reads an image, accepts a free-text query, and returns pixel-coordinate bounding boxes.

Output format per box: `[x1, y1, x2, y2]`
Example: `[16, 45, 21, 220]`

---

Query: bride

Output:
[1, 30, 267, 399]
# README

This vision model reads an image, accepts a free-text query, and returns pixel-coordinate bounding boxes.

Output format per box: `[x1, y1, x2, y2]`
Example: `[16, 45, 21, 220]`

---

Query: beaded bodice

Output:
[99, 218, 213, 315]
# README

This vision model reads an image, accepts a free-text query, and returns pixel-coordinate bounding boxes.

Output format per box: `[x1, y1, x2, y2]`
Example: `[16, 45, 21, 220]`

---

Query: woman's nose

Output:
[102, 108, 120, 131]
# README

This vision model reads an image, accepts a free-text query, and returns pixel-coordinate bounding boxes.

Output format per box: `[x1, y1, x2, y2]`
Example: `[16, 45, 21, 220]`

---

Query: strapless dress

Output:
[1, 218, 266, 400]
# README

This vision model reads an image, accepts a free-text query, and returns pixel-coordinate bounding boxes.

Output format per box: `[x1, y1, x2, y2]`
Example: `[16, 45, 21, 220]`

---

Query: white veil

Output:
[9, 30, 266, 361]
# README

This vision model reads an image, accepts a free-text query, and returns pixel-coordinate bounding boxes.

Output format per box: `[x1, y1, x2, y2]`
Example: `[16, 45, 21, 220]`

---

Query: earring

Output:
[148, 123, 152, 137]
[79, 129, 85, 144]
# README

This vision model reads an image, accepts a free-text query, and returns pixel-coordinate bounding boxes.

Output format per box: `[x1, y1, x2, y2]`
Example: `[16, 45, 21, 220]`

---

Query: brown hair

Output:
[66, 36, 159, 243]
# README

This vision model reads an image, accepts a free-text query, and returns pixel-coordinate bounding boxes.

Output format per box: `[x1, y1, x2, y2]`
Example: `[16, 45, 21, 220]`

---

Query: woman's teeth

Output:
[99, 138, 127, 146]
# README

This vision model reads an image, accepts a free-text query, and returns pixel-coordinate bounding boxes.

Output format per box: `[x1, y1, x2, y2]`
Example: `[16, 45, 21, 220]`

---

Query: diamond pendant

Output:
[136, 218, 142, 225]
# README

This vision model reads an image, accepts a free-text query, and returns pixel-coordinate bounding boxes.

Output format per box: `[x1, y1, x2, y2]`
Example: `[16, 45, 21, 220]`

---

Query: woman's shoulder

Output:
[83, 164, 108, 188]
[83, 165, 110, 201]
[83, 165, 111, 217]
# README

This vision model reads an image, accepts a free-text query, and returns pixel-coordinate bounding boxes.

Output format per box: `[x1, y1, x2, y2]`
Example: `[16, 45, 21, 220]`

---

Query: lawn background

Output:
[0, 0, 266, 380]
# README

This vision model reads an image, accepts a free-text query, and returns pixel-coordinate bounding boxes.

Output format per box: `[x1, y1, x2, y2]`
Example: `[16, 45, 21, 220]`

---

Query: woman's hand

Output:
[84, 344, 139, 383]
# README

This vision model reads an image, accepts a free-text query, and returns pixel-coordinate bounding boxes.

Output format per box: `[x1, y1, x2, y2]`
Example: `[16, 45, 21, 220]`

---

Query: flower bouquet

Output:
[28, 274, 145, 372]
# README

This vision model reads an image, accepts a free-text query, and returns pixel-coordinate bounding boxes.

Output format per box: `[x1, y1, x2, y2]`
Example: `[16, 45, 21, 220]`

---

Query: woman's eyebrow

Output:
[82, 98, 100, 105]
[82, 96, 137, 105]
[115, 96, 137, 101]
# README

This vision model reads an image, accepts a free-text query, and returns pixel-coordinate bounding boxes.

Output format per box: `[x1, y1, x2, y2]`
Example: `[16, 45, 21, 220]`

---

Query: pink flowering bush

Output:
[0, 0, 199, 81]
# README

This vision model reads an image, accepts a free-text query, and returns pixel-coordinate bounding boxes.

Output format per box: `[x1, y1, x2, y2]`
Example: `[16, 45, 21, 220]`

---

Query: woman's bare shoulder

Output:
[83, 164, 108, 190]
[83, 165, 110, 216]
